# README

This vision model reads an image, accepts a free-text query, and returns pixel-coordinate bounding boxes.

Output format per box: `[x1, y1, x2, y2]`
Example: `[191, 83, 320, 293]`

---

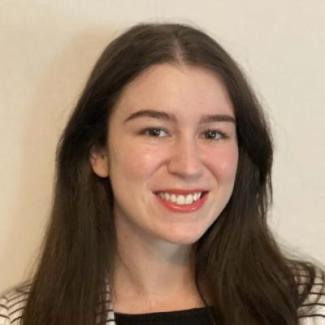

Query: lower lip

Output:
[154, 193, 208, 213]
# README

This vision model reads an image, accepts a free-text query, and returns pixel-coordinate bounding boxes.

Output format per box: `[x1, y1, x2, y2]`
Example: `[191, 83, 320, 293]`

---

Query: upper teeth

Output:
[158, 192, 202, 205]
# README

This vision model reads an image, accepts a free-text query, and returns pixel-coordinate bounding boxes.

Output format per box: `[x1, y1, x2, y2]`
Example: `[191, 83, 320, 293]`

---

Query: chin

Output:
[162, 229, 206, 246]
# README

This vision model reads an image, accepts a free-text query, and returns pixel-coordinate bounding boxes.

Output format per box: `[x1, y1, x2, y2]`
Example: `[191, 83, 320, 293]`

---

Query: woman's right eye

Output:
[139, 127, 169, 138]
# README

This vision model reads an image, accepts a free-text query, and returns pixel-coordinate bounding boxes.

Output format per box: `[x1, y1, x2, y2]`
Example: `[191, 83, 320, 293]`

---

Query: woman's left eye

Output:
[202, 129, 226, 140]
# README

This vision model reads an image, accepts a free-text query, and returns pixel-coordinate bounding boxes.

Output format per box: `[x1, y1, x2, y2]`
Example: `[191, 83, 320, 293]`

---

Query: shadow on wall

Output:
[0, 2, 119, 291]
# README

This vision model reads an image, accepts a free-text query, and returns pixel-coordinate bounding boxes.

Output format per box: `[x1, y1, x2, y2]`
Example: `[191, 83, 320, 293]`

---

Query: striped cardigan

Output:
[1, 267, 325, 325]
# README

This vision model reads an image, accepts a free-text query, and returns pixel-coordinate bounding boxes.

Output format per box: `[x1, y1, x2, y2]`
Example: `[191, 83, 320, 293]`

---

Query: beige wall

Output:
[1, 0, 324, 292]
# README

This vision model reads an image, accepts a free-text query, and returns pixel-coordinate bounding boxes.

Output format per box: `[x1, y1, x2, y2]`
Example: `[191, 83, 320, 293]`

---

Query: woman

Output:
[0, 23, 324, 325]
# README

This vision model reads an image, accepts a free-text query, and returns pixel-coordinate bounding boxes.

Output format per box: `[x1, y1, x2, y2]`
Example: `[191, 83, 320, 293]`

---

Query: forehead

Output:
[112, 63, 234, 120]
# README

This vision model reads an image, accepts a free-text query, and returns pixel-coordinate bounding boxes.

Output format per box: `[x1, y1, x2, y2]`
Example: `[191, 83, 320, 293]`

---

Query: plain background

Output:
[0, 0, 324, 292]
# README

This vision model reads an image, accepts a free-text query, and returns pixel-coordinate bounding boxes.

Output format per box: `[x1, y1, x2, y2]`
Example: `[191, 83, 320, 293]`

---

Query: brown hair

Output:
[21, 23, 323, 325]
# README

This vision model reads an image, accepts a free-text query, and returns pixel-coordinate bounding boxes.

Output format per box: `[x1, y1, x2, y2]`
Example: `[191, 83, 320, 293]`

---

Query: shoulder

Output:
[292, 262, 325, 324]
[0, 283, 30, 325]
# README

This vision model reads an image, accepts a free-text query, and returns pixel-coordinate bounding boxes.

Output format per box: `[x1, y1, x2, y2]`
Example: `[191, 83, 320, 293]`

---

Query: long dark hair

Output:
[21, 23, 323, 325]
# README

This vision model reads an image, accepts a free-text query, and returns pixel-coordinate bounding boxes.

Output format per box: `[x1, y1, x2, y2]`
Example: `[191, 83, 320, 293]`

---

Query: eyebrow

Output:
[123, 109, 236, 124]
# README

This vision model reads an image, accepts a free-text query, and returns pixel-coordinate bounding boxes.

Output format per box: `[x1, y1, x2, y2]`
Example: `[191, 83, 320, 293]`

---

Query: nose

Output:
[167, 136, 203, 180]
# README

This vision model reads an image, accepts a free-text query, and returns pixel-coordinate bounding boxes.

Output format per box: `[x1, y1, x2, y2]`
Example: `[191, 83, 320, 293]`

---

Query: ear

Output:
[89, 146, 109, 178]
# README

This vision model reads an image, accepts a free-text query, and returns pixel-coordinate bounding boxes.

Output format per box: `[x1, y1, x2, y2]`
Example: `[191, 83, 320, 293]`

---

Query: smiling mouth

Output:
[153, 191, 209, 212]
[156, 191, 206, 205]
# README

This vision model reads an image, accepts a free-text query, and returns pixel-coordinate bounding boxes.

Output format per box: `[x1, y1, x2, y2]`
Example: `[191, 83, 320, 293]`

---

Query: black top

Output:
[115, 306, 214, 325]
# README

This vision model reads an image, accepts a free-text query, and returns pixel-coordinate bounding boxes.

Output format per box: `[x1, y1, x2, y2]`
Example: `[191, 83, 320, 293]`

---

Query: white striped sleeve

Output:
[0, 285, 30, 325]
[298, 267, 325, 324]
[0, 295, 10, 325]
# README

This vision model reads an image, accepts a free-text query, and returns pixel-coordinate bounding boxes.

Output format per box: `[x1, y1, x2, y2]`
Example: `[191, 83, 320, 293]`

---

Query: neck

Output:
[111, 222, 203, 313]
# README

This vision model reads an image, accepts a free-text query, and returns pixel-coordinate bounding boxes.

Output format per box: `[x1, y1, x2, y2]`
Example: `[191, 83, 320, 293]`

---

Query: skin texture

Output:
[90, 63, 239, 312]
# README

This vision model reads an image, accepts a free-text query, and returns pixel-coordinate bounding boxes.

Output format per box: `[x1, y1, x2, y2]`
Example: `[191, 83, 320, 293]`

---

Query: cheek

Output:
[109, 142, 164, 180]
[205, 145, 238, 180]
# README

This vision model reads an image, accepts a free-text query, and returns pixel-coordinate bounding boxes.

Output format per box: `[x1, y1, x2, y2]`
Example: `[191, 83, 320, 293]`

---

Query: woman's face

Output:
[91, 63, 238, 246]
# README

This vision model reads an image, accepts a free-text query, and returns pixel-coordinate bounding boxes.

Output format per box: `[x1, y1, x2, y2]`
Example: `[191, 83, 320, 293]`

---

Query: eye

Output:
[202, 129, 227, 141]
[140, 127, 169, 138]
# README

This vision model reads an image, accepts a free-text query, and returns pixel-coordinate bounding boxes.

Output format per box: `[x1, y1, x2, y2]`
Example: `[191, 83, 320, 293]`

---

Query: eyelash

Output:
[140, 127, 169, 138]
[139, 127, 228, 141]
[203, 129, 228, 140]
